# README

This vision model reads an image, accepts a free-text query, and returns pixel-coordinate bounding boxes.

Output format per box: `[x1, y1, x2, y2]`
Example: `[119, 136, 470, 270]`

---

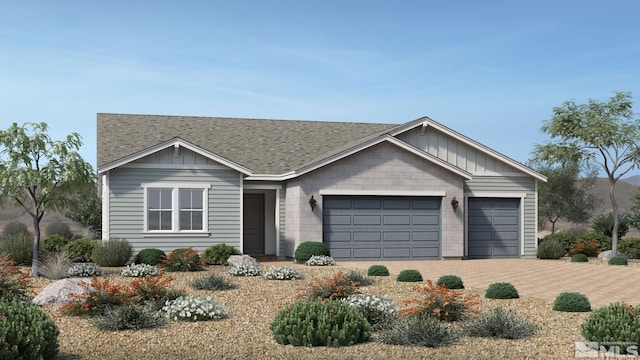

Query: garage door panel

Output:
[353, 215, 381, 225]
[353, 232, 382, 242]
[467, 198, 520, 259]
[383, 215, 410, 225]
[383, 231, 410, 241]
[324, 196, 441, 260]
[353, 248, 382, 258]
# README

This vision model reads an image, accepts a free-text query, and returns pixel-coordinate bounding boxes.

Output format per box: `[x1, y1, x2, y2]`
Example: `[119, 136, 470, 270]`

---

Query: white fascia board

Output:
[319, 189, 447, 197]
[97, 138, 252, 176]
[281, 135, 472, 181]
[391, 119, 548, 183]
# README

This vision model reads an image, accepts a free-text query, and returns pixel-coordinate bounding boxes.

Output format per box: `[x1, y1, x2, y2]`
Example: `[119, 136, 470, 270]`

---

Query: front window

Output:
[143, 183, 209, 233]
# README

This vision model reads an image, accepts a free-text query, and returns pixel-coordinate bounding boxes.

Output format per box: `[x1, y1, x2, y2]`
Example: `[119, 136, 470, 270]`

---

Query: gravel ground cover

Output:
[26, 262, 600, 360]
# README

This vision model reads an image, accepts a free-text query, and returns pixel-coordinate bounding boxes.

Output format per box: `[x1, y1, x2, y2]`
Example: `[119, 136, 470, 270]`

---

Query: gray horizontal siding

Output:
[108, 166, 241, 254]
[464, 176, 537, 256]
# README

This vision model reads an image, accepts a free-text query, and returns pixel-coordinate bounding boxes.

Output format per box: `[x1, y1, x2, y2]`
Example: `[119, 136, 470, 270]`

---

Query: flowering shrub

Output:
[227, 263, 262, 277]
[161, 247, 203, 272]
[129, 271, 179, 307]
[343, 294, 398, 329]
[161, 295, 228, 321]
[401, 280, 480, 322]
[121, 263, 159, 277]
[263, 266, 301, 280]
[67, 263, 103, 277]
[569, 240, 601, 257]
[0, 254, 30, 300]
[62, 276, 134, 316]
[304, 271, 359, 300]
[305, 255, 335, 266]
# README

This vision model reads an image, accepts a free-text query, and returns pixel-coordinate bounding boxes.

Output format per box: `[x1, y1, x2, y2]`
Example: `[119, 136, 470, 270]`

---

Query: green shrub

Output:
[619, 237, 640, 259]
[307, 271, 359, 300]
[582, 302, 640, 352]
[378, 313, 459, 347]
[62, 238, 96, 262]
[160, 294, 228, 321]
[485, 282, 519, 299]
[577, 230, 612, 252]
[0, 232, 32, 265]
[367, 264, 390, 276]
[609, 256, 628, 266]
[397, 269, 423, 282]
[569, 239, 601, 257]
[134, 248, 166, 265]
[45, 221, 73, 239]
[91, 303, 167, 331]
[0, 254, 31, 301]
[294, 241, 330, 264]
[2, 221, 30, 238]
[553, 292, 592, 312]
[592, 213, 630, 241]
[39, 252, 72, 280]
[201, 244, 241, 265]
[161, 247, 203, 272]
[190, 273, 238, 291]
[342, 270, 374, 286]
[542, 231, 576, 254]
[43, 234, 71, 253]
[0, 297, 59, 360]
[571, 253, 589, 263]
[536, 239, 566, 259]
[461, 307, 538, 339]
[436, 275, 464, 289]
[271, 299, 371, 347]
[92, 238, 133, 267]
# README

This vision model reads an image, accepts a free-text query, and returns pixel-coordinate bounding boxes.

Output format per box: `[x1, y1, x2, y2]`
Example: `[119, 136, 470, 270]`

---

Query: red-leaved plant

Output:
[401, 280, 480, 322]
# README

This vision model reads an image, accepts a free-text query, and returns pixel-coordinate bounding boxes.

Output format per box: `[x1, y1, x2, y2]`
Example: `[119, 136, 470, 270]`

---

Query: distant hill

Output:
[623, 175, 640, 187]
[0, 203, 80, 236]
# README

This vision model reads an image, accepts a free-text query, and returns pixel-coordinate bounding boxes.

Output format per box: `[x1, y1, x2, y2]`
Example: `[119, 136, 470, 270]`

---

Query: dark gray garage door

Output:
[323, 196, 441, 260]
[467, 198, 520, 259]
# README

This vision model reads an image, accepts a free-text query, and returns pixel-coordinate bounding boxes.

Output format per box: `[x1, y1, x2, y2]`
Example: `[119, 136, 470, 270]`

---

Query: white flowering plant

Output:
[67, 263, 103, 277]
[227, 263, 262, 277]
[263, 266, 302, 280]
[305, 255, 335, 266]
[161, 295, 228, 321]
[343, 294, 399, 329]
[121, 263, 159, 277]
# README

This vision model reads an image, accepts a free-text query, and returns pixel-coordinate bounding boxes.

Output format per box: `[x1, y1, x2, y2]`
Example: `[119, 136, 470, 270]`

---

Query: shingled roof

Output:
[97, 113, 406, 174]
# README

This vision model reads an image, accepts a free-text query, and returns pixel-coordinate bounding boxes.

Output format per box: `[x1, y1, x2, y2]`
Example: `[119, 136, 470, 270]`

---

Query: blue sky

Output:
[1, 1, 639, 173]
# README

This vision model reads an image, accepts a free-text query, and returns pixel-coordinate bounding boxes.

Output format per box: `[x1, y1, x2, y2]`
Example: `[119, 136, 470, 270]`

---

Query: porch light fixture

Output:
[451, 197, 459, 212]
[309, 195, 317, 211]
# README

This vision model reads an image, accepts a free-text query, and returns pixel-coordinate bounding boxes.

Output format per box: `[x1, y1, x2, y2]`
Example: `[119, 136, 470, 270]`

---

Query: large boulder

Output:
[227, 255, 258, 268]
[32, 278, 91, 306]
[597, 250, 625, 261]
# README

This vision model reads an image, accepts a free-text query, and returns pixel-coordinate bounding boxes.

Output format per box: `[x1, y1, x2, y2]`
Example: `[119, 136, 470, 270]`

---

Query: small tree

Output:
[65, 184, 102, 239]
[0, 122, 95, 276]
[530, 160, 598, 233]
[534, 91, 640, 255]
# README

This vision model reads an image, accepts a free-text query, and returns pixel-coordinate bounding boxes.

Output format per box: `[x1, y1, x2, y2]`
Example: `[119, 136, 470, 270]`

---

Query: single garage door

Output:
[467, 198, 520, 259]
[323, 196, 441, 260]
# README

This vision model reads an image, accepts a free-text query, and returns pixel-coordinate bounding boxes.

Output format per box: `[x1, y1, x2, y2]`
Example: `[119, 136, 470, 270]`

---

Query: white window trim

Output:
[142, 182, 210, 234]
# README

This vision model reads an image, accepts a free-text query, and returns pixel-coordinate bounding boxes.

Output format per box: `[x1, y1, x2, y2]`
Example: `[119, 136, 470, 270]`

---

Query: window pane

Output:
[191, 190, 203, 209]
[160, 189, 172, 209]
[160, 211, 172, 230]
[179, 189, 203, 210]
[191, 212, 203, 230]
[179, 212, 191, 230]
[148, 189, 160, 209]
[148, 211, 160, 230]
[179, 189, 192, 209]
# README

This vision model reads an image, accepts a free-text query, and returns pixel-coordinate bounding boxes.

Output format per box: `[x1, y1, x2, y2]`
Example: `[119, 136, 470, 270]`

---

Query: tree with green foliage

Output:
[530, 160, 598, 233]
[65, 184, 102, 239]
[533, 91, 640, 256]
[0, 122, 95, 276]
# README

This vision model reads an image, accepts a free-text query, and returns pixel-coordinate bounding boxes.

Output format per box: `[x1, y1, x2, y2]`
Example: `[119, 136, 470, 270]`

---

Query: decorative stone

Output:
[227, 254, 258, 267]
[32, 278, 91, 306]
[597, 250, 625, 261]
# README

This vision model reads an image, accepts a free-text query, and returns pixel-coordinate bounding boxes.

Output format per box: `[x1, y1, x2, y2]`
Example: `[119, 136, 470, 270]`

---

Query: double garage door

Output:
[467, 198, 520, 258]
[323, 196, 441, 260]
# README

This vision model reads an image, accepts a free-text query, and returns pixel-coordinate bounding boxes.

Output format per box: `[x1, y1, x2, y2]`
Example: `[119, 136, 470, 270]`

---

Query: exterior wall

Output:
[464, 176, 538, 256]
[396, 126, 522, 175]
[284, 142, 466, 258]
[106, 157, 241, 255]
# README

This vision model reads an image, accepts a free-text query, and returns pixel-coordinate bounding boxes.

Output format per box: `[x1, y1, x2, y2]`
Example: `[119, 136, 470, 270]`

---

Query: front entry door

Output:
[243, 194, 265, 255]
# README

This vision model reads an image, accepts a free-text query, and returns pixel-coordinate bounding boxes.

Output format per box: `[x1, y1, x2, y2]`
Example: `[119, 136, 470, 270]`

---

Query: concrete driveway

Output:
[332, 258, 640, 307]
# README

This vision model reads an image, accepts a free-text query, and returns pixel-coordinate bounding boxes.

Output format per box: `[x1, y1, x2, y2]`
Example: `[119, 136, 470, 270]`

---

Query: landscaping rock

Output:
[32, 278, 91, 306]
[227, 255, 258, 267]
[597, 250, 625, 261]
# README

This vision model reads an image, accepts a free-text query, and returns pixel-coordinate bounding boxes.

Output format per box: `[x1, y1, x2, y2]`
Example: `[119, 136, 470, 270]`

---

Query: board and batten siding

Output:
[464, 176, 538, 256]
[396, 126, 519, 175]
[107, 166, 241, 254]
